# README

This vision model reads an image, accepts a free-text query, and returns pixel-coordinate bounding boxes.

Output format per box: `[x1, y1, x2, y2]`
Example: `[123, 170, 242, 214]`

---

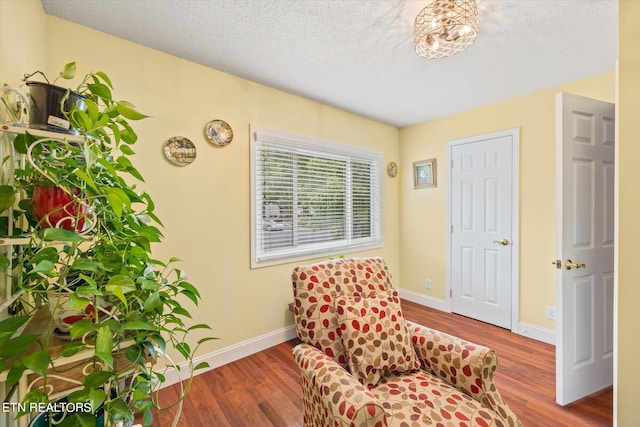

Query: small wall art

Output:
[413, 158, 437, 189]
[163, 136, 197, 166]
[205, 119, 233, 147]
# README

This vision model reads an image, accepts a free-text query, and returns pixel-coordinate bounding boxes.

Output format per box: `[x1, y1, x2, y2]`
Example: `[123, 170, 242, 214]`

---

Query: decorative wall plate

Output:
[205, 119, 233, 147]
[163, 136, 197, 166]
[387, 161, 398, 177]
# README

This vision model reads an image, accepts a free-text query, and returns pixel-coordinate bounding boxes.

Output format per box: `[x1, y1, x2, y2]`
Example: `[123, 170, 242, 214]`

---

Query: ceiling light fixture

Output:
[414, 0, 479, 59]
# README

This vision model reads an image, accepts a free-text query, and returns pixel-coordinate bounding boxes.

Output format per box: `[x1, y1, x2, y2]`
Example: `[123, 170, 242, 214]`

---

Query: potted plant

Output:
[0, 62, 214, 427]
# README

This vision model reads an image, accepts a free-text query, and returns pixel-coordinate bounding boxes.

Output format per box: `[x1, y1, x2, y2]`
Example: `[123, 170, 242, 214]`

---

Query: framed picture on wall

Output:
[413, 158, 437, 189]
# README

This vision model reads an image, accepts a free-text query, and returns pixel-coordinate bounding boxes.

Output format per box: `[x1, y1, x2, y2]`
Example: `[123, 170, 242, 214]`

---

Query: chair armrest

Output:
[406, 320, 521, 426]
[292, 343, 387, 427]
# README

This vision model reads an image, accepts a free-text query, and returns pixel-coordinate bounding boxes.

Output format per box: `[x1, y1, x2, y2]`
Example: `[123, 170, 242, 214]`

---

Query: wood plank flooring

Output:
[149, 300, 612, 426]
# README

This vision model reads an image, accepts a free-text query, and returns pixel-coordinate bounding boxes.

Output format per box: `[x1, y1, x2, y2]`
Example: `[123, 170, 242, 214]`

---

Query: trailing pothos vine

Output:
[0, 62, 214, 427]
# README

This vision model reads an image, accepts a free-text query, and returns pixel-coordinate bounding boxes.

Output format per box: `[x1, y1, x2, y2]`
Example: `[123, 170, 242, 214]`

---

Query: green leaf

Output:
[30, 246, 59, 263]
[178, 280, 201, 299]
[120, 144, 135, 155]
[73, 169, 98, 193]
[13, 133, 28, 154]
[0, 255, 10, 269]
[6, 362, 26, 390]
[125, 344, 144, 363]
[89, 388, 106, 414]
[197, 337, 218, 345]
[180, 290, 199, 306]
[59, 61, 77, 80]
[93, 71, 113, 89]
[69, 319, 95, 340]
[71, 258, 100, 272]
[39, 227, 85, 242]
[105, 187, 130, 219]
[106, 397, 133, 424]
[116, 100, 148, 120]
[61, 341, 86, 357]
[175, 342, 191, 359]
[69, 293, 90, 310]
[171, 306, 192, 318]
[105, 274, 135, 305]
[122, 320, 155, 331]
[23, 350, 50, 377]
[0, 334, 39, 358]
[30, 259, 55, 275]
[87, 82, 112, 102]
[143, 407, 154, 426]
[83, 370, 113, 388]
[194, 361, 210, 371]
[85, 97, 99, 122]
[0, 316, 30, 340]
[95, 326, 114, 368]
[141, 279, 161, 291]
[0, 185, 15, 213]
[143, 291, 161, 313]
[188, 323, 212, 331]
[70, 109, 92, 131]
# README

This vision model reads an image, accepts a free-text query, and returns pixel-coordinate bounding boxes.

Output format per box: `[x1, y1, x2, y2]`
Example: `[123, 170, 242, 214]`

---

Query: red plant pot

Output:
[32, 186, 88, 232]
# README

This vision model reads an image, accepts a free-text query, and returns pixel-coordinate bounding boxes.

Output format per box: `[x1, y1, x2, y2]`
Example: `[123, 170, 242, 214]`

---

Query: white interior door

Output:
[449, 129, 519, 330]
[555, 92, 615, 405]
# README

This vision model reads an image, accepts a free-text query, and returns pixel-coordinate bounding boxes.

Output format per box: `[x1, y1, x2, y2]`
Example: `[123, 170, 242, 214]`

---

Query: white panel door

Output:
[555, 93, 615, 405]
[450, 129, 518, 329]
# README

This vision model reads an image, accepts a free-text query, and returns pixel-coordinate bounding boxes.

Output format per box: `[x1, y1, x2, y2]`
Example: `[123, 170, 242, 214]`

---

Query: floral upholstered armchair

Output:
[291, 257, 522, 427]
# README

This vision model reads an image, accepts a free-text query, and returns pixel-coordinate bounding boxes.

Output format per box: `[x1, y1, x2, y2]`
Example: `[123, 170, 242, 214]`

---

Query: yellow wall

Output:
[399, 72, 615, 329]
[0, 0, 46, 96]
[2, 2, 400, 356]
[616, 1, 640, 424]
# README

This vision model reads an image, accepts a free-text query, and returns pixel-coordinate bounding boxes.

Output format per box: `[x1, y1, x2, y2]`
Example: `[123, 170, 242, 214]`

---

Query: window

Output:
[251, 125, 382, 267]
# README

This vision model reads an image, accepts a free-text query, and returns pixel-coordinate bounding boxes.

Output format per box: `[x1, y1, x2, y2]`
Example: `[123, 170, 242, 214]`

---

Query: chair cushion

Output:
[335, 289, 420, 389]
[371, 370, 498, 427]
[291, 257, 396, 368]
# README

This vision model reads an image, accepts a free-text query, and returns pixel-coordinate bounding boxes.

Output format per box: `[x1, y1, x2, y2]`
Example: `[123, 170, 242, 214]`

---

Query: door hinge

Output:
[451, 225, 454, 233]
[450, 289, 453, 298]
[451, 159, 454, 169]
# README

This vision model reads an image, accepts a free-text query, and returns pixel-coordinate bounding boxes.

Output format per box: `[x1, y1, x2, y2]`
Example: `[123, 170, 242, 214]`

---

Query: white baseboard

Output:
[159, 293, 557, 389]
[160, 324, 298, 388]
[517, 322, 556, 345]
[398, 288, 449, 312]
[398, 288, 556, 346]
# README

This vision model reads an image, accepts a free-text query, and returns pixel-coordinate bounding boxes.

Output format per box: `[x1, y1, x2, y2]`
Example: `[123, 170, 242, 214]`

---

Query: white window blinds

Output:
[250, 125, 382, 267]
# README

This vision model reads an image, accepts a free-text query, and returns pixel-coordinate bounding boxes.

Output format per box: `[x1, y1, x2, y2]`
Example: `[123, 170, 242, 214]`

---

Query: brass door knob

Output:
[565, 259, 587, 270]
[493, 239, 509, 246]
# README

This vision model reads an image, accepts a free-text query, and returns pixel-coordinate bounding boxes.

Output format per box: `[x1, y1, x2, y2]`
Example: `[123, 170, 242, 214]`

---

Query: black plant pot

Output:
[26, 81, 86, 135]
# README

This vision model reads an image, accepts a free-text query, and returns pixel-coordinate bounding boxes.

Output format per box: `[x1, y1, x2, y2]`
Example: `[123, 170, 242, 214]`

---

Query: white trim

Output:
[398, 289, 449, 312]
[446, 128, 520, 332]
[517, 322, 556, 346]
[160, 325, 298, 388]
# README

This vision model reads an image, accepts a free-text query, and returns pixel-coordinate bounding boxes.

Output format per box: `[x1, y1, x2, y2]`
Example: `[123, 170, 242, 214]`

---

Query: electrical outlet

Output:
[546, 306, 556, 320]
[425, 279, 432, 290]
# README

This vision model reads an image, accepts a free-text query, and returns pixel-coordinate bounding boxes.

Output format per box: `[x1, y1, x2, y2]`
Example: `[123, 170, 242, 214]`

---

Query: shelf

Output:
[0, 237, 30, 246]
[0, 124, 85, 144]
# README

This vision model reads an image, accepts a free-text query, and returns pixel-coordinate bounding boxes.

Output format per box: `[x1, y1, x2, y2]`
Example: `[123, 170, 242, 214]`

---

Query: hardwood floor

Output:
[150, 300, 613, 426]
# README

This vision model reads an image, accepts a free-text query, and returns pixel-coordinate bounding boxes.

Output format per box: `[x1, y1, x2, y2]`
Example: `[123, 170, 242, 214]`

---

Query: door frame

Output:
[446, 128, 520, 333]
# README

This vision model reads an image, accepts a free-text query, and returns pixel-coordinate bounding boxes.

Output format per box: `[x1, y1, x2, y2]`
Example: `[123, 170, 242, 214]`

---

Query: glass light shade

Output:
[415, 0, 479, 59]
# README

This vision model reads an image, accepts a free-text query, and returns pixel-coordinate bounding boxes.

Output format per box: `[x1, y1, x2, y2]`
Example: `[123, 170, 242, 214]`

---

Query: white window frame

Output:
[250, 124, 382, 268]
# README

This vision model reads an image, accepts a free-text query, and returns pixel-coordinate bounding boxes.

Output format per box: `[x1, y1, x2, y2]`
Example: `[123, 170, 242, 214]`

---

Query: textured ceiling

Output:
[41, 0, 618, 128]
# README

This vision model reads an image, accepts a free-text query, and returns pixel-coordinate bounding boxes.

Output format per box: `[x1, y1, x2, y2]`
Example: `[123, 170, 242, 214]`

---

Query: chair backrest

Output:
[291, 257, 395, 368]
